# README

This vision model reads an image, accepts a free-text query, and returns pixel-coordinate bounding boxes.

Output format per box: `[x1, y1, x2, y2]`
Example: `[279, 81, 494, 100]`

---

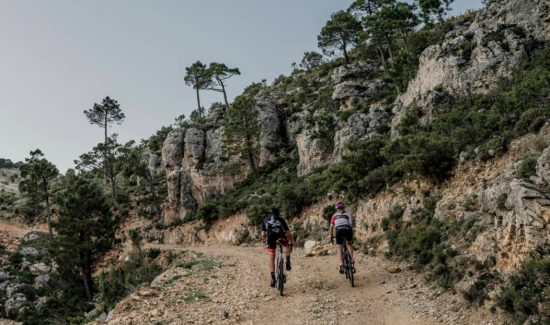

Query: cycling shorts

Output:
[335, 226, 353, 247]
[266, 232, 289, 252]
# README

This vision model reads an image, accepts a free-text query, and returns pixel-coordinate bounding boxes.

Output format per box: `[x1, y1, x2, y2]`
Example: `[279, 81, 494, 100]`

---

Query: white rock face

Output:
[297, 130, 328, 177]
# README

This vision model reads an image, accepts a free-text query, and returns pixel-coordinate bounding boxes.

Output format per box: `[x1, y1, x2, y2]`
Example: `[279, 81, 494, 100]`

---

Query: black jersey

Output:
[261, 215, 289, 235]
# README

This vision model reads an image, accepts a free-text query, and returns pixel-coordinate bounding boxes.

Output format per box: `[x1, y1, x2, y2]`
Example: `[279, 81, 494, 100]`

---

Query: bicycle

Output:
[275, 239, 292, 296]
[331, 236, 355, 287]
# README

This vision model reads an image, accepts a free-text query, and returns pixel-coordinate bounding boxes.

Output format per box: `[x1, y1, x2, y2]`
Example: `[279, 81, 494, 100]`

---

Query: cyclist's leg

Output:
[346, 229, 354, 260]
[267, 235, 277, 287]
[336, 228, 345, 273]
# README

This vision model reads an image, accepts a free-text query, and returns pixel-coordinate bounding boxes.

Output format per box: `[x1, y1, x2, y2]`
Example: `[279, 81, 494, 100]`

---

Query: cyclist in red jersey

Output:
[329, 202, 355, 274]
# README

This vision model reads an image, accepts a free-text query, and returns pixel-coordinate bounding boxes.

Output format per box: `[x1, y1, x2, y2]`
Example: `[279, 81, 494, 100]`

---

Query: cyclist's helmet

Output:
[269, 207, 279, 216]
[335, 202, 346, 210]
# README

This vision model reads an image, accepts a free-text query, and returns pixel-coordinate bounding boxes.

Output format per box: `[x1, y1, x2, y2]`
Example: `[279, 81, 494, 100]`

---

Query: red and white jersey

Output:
[330, 213, 352, 228]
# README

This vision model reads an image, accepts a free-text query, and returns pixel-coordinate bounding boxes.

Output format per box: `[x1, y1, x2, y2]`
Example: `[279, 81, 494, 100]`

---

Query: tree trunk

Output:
[342, 42, 350, 64]
[33, 182, 39, 216]
[44, 186, 53, 240]
[384, 33, 394, 61]
[401, 29, 410, 53]
[80, 263, 93, 301]
[378, 46, 389, 74]
[109, 169, 127, 216]
[221, 82, 230, 111]
[104, 116, 108, 184]
[247, 147, 258, 180]
[195, 87, 202, 118]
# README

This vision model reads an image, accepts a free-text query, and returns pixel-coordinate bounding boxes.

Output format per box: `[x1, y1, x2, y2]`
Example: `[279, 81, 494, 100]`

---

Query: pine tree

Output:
[417, 0, 454, 26]
[83, 96, 125, 147]
[35, 158, 59, 240]
[318, 10, 363, 64]
[52, 176, 120, 301]
[222, 83, 264, 179]
[75, 135, 129, 215]
[205, 63, 241, 111]
[300, 51, 324, 71]
[18, 149, 43, 217]
[184, 61, 210, 117]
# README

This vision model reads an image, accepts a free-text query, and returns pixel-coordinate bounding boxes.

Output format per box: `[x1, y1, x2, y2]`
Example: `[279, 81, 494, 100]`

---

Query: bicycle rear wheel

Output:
[278, 254, 285, 296]
[346, 252, 355, 287]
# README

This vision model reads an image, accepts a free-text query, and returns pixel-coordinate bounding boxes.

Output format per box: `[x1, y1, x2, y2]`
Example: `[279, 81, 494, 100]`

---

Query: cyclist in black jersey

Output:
[261, 207, 294, 288]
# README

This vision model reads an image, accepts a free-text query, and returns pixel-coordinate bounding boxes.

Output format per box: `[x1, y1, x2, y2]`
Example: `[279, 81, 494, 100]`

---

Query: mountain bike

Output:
[331, 236, 355, 287]
[275, 239, 292, 296]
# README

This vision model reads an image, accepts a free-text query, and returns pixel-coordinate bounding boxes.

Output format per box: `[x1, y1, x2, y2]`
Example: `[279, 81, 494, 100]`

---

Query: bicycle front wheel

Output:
[279, 258, 285, 296]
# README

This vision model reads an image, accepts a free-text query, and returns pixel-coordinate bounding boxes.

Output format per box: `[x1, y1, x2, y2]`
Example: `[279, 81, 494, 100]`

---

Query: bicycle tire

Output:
[347, 252, 355, 287]
[278, 254, 284, 296]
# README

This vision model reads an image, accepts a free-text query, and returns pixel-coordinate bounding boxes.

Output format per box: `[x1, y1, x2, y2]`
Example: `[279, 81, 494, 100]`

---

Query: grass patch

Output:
[183, 289, 208, 302]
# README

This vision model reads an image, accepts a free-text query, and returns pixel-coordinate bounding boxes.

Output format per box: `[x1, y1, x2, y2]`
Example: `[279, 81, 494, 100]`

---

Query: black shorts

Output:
[266, 232, 289, 252]
[335, 226, 353, 246]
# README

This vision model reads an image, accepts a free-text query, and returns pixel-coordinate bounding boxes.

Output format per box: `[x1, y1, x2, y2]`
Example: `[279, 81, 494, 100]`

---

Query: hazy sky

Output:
[0, 0, 482, 172]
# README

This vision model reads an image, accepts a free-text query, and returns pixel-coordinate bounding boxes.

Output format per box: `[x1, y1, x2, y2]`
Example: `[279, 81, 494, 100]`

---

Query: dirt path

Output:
[136, 243, 441, 325]
[0, 220, 48, 248]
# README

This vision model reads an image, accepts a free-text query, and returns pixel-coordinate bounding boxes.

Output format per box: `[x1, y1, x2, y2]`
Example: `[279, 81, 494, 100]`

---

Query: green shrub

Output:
[516, 108, 549, 135]
[146, 248, 161, 260]
[515, 157, 537, 180]
[196, 203, 220, 226]
[494, 258, 550, 323]
[322, 205, 336, 224]
[459, 42, 477, 59]
[247, 204, 270, 227]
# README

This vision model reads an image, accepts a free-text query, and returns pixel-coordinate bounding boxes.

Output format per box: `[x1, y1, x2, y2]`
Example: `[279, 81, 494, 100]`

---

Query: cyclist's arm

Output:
[329, 225, 334, 238]
[286, 230, 294, 245]
[261, 231, 267, 240]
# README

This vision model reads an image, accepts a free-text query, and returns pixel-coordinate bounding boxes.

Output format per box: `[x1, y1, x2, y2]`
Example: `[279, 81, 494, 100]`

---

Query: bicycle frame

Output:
[276, 242, 286, 296]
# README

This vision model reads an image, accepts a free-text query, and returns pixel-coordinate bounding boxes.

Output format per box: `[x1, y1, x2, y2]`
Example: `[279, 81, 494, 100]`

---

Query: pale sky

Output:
[0, 0, 482, 172]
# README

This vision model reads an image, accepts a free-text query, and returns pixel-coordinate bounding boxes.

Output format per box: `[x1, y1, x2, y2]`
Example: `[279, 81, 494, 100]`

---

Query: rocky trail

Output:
[94, 242, 499, 325]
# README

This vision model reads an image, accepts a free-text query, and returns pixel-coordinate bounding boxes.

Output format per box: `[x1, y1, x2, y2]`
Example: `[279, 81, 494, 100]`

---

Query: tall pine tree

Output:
[222, 83, 264, 179]
[53, 176, 119, 301]
[205, 63, 241, 111]
[184, 61, 210, 117]
[318, 10, 362, 64]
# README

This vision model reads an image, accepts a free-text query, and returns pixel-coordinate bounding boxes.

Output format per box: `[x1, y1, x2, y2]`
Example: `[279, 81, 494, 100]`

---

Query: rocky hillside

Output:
[4, 0, 550, 324]
[0, 159, 21, 194]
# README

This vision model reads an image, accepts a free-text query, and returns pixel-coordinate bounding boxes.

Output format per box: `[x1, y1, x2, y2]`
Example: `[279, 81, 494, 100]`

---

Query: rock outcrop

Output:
[391, 0, 549, 136]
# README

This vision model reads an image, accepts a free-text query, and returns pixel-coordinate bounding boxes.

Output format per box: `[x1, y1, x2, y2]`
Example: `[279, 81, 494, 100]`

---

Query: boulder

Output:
[34, 274, 50, 289]
[331, 62, 375, 84]
[332, 80, 389, 109]
[23, 233, 39, 243]
[304, 241, 318, 256]
[4, 293, 28, 319]
[6, 283, 24, 298]
[0, 271, 7, 282]
[537, 146, 550, 185]
[22, 247, 39, 257]
[29, 262, 51, 275]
